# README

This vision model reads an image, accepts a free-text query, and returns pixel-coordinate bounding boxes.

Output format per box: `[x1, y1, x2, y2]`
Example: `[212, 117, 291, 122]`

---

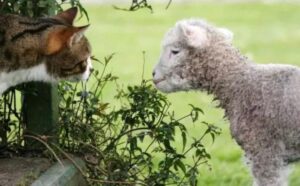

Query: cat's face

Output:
[42, 7, 93, 81]
[0, 7, 94, 94]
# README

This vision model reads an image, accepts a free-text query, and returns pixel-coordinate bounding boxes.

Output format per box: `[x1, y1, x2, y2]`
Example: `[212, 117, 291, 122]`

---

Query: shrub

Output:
[57, 55, 221, 185]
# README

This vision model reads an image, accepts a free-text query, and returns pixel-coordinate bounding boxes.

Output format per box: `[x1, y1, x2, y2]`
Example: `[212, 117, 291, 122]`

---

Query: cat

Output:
[0, 7, 92, 94]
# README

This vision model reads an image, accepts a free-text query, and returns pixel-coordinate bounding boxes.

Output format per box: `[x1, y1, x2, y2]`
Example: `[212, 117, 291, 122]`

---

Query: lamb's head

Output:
[153, 19, 233, 93]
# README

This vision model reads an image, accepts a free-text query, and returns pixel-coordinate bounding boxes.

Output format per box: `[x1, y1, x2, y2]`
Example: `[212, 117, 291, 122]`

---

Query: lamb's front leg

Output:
[232, 119, 290, 186]
[248, 150, 289, 186]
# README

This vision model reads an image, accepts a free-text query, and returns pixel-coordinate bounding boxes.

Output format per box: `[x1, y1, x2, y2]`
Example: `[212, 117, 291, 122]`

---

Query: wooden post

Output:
[23, 82, 59, 149]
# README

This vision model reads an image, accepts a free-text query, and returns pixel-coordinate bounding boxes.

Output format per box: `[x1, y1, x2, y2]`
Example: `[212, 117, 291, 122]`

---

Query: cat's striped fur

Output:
[0, 7, 92, 94]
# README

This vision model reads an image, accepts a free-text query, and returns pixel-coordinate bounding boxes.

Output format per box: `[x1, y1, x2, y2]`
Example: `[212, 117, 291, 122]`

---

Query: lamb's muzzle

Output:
[153, 78, 165, 85]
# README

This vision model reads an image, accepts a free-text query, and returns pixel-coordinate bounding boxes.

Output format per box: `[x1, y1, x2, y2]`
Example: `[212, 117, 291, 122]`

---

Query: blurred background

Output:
[80, 0, 300, 185]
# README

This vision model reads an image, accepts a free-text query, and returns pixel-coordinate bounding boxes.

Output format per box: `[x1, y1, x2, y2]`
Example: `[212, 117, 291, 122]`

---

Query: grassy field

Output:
[82, 3, 300, 185]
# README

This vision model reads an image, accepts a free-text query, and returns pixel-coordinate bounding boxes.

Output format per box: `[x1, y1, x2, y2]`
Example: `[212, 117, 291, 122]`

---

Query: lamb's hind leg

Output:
[249, 153, 289, 186]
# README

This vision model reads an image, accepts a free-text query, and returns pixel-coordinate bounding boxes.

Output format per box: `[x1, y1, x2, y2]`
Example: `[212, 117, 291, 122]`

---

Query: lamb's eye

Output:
[171, 50, 180, 55]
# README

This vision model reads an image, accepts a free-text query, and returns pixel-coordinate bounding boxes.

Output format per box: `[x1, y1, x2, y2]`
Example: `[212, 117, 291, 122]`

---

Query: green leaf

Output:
[175, 159, 186, 174]
[181, 131, 187, 151]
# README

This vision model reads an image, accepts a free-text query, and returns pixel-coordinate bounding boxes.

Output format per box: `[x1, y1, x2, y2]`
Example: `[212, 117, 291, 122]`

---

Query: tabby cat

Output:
[0, 7, 92, 94]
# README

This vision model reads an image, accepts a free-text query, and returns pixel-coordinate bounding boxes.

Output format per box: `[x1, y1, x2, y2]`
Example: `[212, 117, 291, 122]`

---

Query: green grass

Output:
[83, 3, 300, 185]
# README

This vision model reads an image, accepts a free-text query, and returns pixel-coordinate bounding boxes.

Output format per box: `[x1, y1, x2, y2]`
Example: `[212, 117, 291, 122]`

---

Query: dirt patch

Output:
[0, 157, 51, 186]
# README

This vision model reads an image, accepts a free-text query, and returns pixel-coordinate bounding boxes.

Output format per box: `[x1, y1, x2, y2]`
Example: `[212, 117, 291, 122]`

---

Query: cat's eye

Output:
[171, 49, 180, 55]
[80, 60, 87, 68]
[61, 60, 87, 72]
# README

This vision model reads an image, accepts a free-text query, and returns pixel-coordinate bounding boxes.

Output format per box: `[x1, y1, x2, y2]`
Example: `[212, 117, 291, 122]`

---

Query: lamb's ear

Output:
[218, 28, 233, 42]
[178, 23, 208, 48]
[54, 7, 78, 25]
[44, 25, 89, 55]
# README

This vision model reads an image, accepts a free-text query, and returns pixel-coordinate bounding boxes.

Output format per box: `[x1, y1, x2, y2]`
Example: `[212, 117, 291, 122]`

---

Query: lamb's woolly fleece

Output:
[153, 19, 300, 186]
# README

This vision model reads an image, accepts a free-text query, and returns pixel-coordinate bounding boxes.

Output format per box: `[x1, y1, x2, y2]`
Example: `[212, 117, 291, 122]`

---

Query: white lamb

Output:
[153, 19, 300, 186]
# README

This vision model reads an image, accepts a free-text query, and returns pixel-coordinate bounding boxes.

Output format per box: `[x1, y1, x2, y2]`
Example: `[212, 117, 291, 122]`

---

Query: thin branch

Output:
[24, 135, 64, 167]
[166, 0, 172, 9]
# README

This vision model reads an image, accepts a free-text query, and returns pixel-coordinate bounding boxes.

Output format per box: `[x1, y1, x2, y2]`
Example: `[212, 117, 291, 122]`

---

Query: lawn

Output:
[82, 3, 300, 185]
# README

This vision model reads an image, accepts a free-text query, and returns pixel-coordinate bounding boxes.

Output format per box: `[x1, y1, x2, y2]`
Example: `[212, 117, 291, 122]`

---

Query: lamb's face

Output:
[153, 19, 233, 93]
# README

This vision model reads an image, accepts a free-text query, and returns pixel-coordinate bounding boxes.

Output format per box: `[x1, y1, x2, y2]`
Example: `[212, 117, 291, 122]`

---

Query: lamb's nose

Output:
[152, 71, 156, 77]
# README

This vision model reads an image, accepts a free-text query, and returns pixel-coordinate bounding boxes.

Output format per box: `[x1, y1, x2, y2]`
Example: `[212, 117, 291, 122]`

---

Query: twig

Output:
[23, 135, 64, 167]
[166, 0, 172, 9]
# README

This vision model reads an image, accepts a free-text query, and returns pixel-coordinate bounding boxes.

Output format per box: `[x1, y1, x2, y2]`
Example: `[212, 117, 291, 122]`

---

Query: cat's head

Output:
[42, 7, 93, 81]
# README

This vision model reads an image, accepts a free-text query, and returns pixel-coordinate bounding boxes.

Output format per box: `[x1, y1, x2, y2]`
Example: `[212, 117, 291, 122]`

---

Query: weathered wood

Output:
[31, 157, 87, 186]
[0, 157, 51, 186]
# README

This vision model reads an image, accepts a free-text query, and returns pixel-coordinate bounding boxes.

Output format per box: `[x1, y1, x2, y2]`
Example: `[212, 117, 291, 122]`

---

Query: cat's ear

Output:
[44, 25, 89, 55]
[68, 25, 89, 46]
[54, 7, 78, 25]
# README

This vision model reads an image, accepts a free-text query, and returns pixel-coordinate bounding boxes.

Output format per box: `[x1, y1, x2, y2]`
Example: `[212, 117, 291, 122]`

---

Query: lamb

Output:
[152, 19, 300, 186]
